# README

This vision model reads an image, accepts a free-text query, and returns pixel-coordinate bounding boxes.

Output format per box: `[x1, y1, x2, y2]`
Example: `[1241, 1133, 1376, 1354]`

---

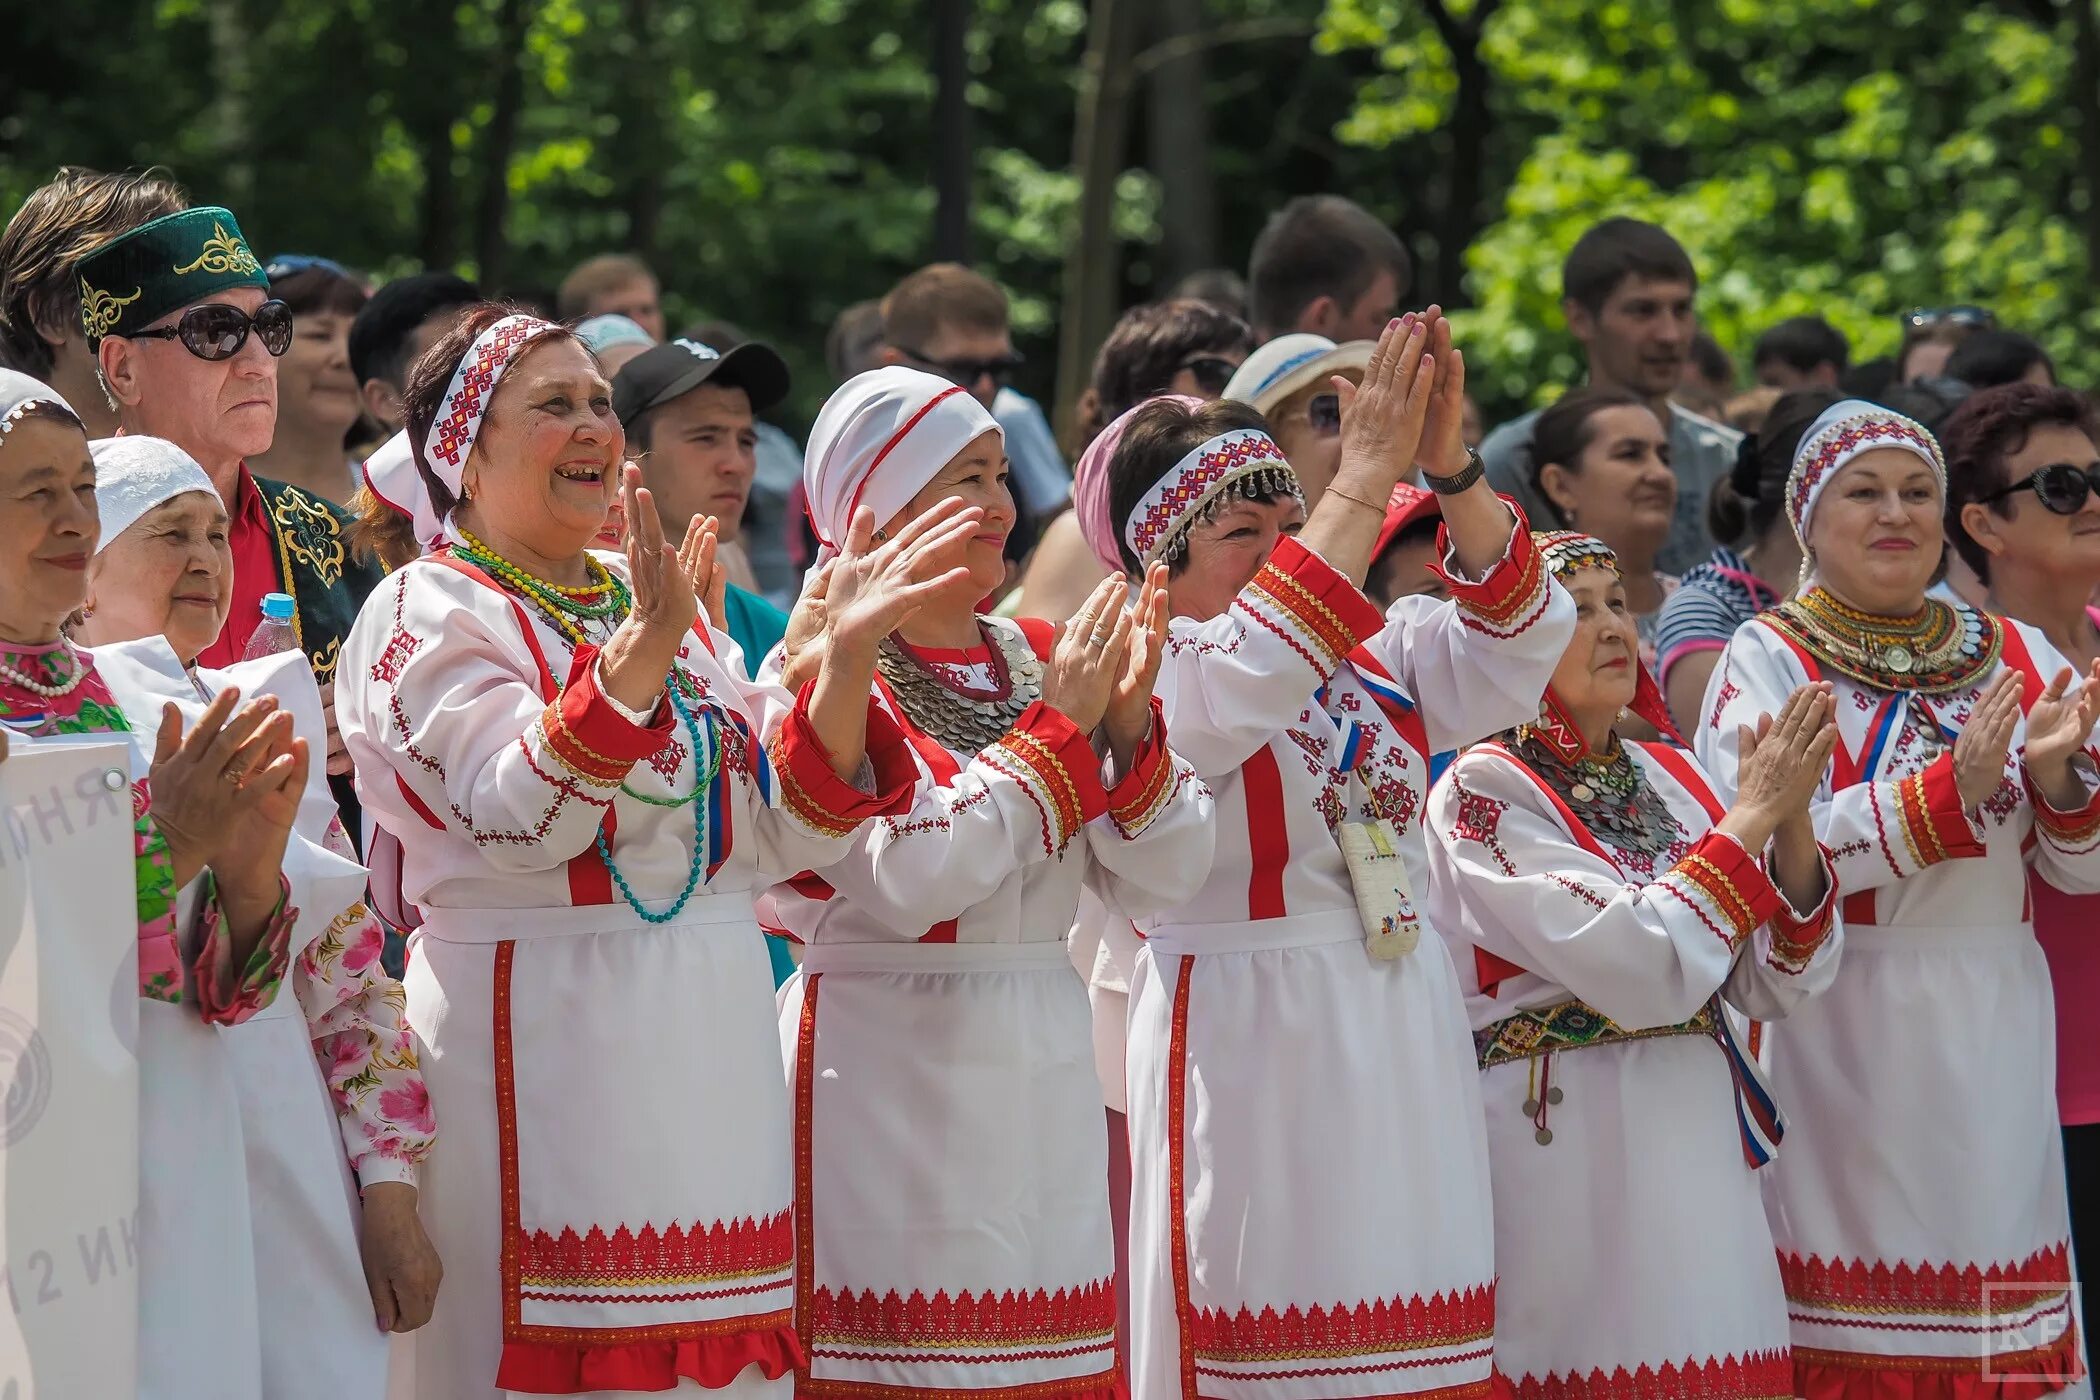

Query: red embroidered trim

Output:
[1443, 527, 1548, 633]
[1188, 1285, 1497, 1362]
[795, 973, 823, 1369]
[797, 1373, 1124, 1400]
[516, 1212, 794, 1286]
[496, 941, 524, 1333]
[1166, 959, 1199, 1400]
[991, 728, 1087, 851]
[805, 1280, 1117, 1347]
[1507, 1349, 1794, 1400]
[1248, 561, 1361, 670]
[773, 733, 861, 838]
[2029, 772, 2100, 847]
[1779, 1245, 2073, 1317]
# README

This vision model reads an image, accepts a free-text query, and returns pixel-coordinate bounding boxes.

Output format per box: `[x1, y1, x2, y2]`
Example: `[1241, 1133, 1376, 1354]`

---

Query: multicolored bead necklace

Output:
[1765, 586, 1998, 695]
[595, 678, 721, 922]
[451, 526, 630, 650]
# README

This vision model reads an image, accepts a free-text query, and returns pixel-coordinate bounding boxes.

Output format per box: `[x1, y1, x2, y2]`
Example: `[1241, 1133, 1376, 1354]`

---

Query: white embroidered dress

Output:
[1698, 606, 2100, 1399]
[338, 549, 907, 1400]
[762, 615, 1213, 1400]
[1124, 532, 1571, 1400]
[1425, 736, 1840, 1400]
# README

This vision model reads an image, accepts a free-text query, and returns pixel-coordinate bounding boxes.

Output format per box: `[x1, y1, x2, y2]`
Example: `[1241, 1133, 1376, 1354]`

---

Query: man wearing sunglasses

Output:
[78, 206, 382, 780]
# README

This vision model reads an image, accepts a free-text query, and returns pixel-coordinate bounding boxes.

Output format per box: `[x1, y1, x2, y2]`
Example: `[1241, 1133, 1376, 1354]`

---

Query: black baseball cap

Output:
[612, 338, 791, 427]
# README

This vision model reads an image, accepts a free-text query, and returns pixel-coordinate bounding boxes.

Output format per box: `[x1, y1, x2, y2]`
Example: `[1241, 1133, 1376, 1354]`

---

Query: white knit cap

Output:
[801, 366, 1001, 564]
[89, 436, 220, 555]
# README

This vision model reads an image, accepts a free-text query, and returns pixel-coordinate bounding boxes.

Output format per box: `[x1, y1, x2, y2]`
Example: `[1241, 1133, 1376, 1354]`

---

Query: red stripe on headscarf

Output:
[813, 384, 971, 549]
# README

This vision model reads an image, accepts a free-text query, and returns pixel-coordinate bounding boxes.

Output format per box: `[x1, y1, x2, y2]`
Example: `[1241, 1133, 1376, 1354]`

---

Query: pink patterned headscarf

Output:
[1073, 394, 1201, 573]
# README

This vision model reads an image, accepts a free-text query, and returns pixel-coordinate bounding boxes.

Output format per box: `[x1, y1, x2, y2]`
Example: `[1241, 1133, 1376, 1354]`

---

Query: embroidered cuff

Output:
[1763, 843, 1838, 975]
[769, 684, 916, 838]
[1663, 830, 1785, 951]
[983, 701, 1110, 856]
[1430, 500, 1552, 640]
[1898, 752, 1989, 867]
[1243, 535, 1386, 675]
[1104, 698, 1177, 839]
[194, 873, 297, 1025]
[2026, 757, 2100, 852]
[539, 645, 677, 786]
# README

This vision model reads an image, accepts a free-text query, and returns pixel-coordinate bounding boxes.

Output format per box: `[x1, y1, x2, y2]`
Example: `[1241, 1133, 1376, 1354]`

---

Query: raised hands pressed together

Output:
[1953, 670, 2023, 811]
[1717, 682, 1838, 915]
[2020, 660, 2100, 812]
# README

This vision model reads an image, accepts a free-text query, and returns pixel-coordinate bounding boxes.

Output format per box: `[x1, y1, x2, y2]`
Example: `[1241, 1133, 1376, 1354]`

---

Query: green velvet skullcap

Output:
[76, 207, 268, 346]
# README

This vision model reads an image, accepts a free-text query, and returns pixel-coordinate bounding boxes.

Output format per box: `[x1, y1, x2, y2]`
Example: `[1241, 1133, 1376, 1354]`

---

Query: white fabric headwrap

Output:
[88, 437, 219, 555]
[1123, 427, 1297, 567]
[801, 366, 1001, 564]
[0, 369, 79, 444]
[420, 313, 560, 496]
[1786, 398, 1945, 549]
[360, 429, 446, 553]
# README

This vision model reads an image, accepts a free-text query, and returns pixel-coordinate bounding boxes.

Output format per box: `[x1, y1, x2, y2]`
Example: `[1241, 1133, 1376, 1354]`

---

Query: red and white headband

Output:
[1785, 398, 1944, 558]
[420, 314, 560, 496]
[1123, 427, 1298, 567]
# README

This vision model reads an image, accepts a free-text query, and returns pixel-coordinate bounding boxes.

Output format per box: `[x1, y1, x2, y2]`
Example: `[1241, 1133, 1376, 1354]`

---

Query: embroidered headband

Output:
[88, 436, 219, 556]
[0, 370, 79, 446]
[420, 314, 561, 496]
[1784, 398, 1945, 555]
[1075, 394, 1202, 573]
[1537, 529, 1620, 581]
[1124, 427, 1300, 568]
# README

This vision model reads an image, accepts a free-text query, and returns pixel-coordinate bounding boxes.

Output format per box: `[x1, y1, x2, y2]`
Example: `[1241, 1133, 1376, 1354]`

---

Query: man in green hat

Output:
[78, 205, 383, 768]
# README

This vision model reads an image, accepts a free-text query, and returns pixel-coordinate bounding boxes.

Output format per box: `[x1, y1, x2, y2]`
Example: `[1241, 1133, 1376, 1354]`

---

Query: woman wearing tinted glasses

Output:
[1942, 381, 2100, 1354]
[1697, 398, 2100, 1400]
[251, 256, 369, 507]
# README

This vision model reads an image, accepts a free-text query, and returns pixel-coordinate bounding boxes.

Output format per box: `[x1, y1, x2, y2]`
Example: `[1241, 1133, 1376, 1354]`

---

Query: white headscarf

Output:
[1785, 398, 1945, 583]
[88, 437, 219, 554]
[0, 369, 79, 445]
[360, 429, 446, 553]
[801, 366, 1001, 564]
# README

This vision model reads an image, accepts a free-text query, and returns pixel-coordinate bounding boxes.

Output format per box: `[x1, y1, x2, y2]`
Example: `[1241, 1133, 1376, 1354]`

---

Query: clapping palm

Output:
[2024, 662, 2100, 776]
[823, 501, 984, 654]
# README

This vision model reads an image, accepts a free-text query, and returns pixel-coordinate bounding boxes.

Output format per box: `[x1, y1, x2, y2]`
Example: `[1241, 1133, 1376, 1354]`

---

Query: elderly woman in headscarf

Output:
[765, 367, 1212, 1400]
[1103, 311, 1573, 1400]
[0, 370, 310, 1398]
[76, 434, 440, 1398]
[1425, 529, 1841, 1400]
[1698, 400, 2100, 1399]
[332, 304, 975, 1399]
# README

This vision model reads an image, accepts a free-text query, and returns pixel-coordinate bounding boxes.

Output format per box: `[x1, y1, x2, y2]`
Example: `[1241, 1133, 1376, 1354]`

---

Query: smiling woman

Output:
[250, 258, 369, 505]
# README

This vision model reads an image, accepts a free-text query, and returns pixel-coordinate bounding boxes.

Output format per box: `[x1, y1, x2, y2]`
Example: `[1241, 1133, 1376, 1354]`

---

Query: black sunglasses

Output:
[1981, 462, 2100, 515]
[1905, 305, 1995, 331]
[1305, 392, 1341, 435]
[1177, 355, 1240, 396]
[126, 300, 294, 361]
[900, 346, 1024, 389]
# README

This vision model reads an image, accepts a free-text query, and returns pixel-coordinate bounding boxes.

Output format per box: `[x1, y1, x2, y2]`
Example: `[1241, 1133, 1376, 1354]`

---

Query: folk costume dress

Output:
[336, 316, 912, 1400]
[766, 366, 1217, 1400]
[1424, 530, 1841, 1400]
[1696, 401, 2100, 1400]
[1115, 427, 1574, 1400]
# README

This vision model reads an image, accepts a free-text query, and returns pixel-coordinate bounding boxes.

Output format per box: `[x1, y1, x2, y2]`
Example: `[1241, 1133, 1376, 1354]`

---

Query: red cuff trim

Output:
[1432, 502, 1551, 636]
[1106, 697, 1176, 837]
[1668, 831, 1784, 949]
[770, 685, 913, 838]
[1903, 753, 1988, 864]
[988, 702, 1109, 853]
[495, 1321, 804, 1395]
[542, 645, 677, 785]
[1249, 535, 1386, 667]
[1765, 844, 1838, 973]
[2027, 762, 2100, 848]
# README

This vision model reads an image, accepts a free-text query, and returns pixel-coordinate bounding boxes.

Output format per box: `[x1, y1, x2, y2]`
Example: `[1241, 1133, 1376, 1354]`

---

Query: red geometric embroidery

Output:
[516, 1211, 793, 1286]
[1189, 1284, 1496, 1362]
[1129, 430, 1288, 561]
[1708, 679, 1741, 733]
[1779, 1244, 2073, 1316]
[647, 735, 688, 782]
[428, 317, 553, 473]
[369, 626, 420, 685]
[1452, 783, 1515, 876]
[1790, 416, 1941, 528]
[1509, 1349, 1794, 1400]
[807, 1279, 1117, 1347]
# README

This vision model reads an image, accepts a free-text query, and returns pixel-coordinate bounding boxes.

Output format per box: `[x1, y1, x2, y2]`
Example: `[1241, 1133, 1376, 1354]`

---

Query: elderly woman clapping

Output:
[0, 370, 308, 1399]
[75, 434, 441, 1396]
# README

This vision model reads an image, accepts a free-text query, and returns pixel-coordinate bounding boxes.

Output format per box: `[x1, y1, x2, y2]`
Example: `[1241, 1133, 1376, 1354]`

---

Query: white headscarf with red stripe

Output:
[801, 367, 1001, 566]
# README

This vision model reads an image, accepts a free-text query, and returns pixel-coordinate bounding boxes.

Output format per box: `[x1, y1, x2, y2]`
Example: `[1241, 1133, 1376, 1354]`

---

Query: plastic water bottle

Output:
[241, 592, 300, 661]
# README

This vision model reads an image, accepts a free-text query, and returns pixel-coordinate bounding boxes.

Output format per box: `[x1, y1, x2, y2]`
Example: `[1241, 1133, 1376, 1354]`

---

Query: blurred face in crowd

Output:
[0, 414, 98, 642]
[1165, 346, 1248, 401]
[1537, 404, 1676, 565]
[639, 384, 758, 544]
[1568, 275, 1697, 402]
[1365, 527, 1449, 612]
[278, 303, 362, 444]
[1807, 449, 1944, 614]
[1317, 268, 1402, 345]
[364, 305, 477, 431]
[894, 320, 1017, 412]
[1168, 493, 1305, 624]
[884, 430, 1014, 598]
[583, 277, 665, 343]
[460, 337, 624, 563]
[1547, 565, 1641, 726]
[1960, 423, 2100, 589]
[81, 492, 232, 665]
[101, 285, 280, 473]
[1756, 357, 1839, 392]
[1271, 368, 1362, 512]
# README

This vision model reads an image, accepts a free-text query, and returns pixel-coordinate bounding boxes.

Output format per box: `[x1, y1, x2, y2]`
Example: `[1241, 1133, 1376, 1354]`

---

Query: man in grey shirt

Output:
[1478, 217, 1741, 575]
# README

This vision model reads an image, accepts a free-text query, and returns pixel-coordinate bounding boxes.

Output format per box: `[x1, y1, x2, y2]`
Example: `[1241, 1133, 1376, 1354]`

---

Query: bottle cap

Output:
[261, 592, 296, 621]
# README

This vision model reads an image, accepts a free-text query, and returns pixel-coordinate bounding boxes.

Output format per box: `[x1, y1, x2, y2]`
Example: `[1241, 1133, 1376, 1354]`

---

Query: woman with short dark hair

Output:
[250, 255, 369, 504]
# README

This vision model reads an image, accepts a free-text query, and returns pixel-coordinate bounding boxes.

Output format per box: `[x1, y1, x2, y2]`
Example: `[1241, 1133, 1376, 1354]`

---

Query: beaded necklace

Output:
[450, 527, 629, 650]
[0, 641, 89, 699]
[595, 679, 722, 923]
[1765, 586, 1998, 695]
[1518, 734, 1678, 856]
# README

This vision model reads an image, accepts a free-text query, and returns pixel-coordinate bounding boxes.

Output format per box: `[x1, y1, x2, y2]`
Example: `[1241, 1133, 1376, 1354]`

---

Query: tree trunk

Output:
[1054, 0, 1143, 443]
[2070, 0, 2100, 280]
[473, 0, 536, 290]
[1146, 0, 1217, 288]
[207, 0, 255, 212]
[1419, 0, 1500, 307]
[620, 0, 666, 259]
[932, 0, 975, 263]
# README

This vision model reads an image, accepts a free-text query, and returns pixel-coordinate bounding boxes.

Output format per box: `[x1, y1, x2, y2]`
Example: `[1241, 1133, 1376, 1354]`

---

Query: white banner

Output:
[0, 736, 141, 1399]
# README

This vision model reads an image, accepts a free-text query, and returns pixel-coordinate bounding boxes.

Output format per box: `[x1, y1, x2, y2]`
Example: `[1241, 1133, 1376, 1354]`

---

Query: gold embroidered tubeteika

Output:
[173, 221, 261, 277]
[80, 279, 142, 340]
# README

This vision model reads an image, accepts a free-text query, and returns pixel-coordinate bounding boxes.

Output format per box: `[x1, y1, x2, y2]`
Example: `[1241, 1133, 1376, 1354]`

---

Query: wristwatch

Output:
[1421, 448, 1486, 495]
